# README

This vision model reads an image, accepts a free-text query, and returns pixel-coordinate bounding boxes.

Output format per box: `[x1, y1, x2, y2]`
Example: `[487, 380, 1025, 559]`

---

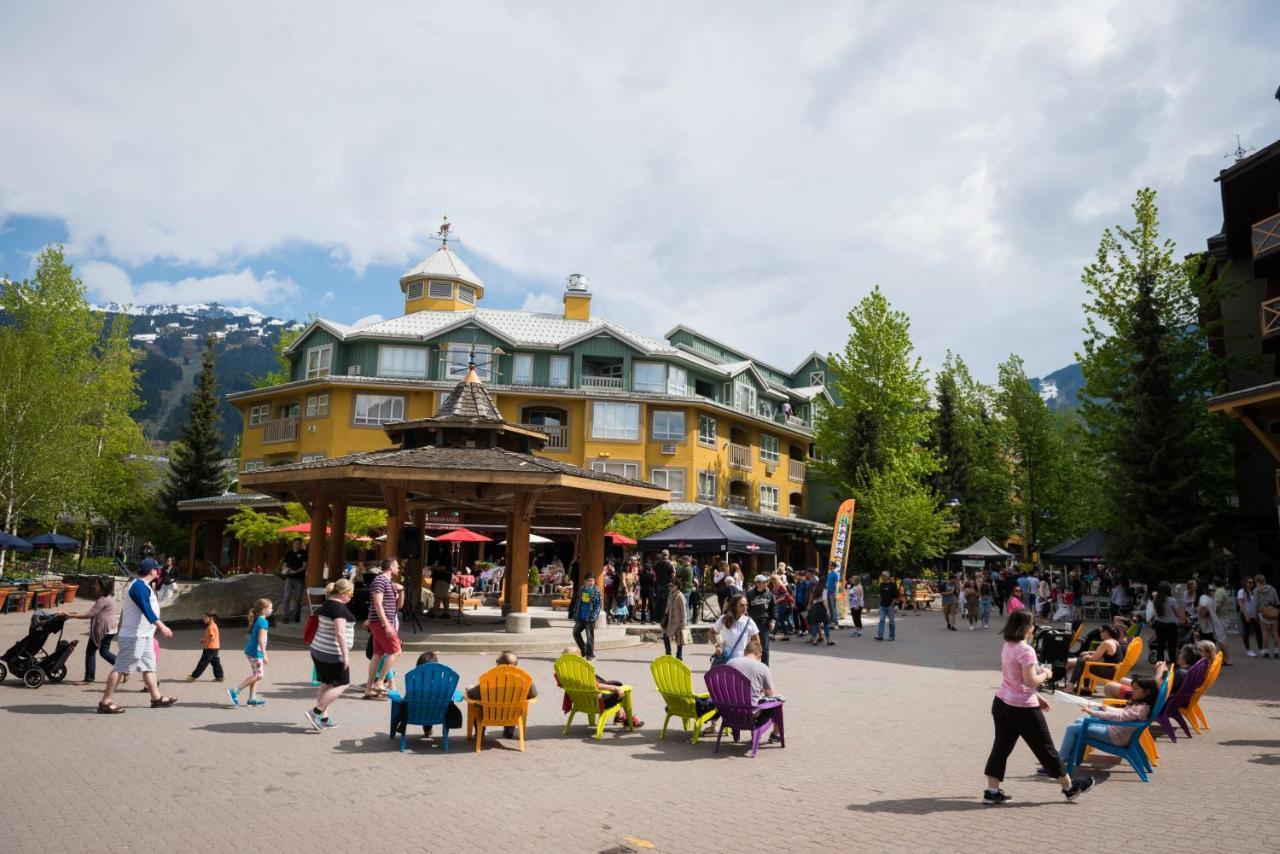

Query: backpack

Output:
[302, 613, 320, 645]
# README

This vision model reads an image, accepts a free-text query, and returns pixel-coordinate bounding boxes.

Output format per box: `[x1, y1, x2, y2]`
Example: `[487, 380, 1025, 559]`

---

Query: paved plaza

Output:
[1, 607, 1277, 854]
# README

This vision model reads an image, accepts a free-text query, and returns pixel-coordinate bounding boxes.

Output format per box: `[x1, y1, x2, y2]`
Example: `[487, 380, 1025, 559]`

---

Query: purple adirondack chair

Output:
[704, 665, 785, 758]
[1152, 658, 1208, 743]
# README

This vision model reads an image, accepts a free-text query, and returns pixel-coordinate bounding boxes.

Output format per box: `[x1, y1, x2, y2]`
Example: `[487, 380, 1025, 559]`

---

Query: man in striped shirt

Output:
[364, 559, 402, 698]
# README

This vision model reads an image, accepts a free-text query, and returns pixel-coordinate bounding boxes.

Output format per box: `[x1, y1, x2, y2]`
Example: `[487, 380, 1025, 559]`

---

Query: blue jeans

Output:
[877, 606, 896, 640]
[662, 636, 684, 660]
[979, 599, 992, 625]
[1058, 719, 1089, 770]
[573, 619, 596, 658]
[84, 633, 116, 682]
[776, 604, 793, 634]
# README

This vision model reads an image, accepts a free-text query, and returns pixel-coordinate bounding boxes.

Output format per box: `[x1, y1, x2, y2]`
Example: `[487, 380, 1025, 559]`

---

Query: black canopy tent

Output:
[637, 507, 777, 557]
[1043, 529, 1109, 565]
[950, 536, 1014, 562]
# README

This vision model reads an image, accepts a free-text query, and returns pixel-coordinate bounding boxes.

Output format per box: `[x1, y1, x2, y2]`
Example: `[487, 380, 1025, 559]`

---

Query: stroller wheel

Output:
[47, 665, 67, 684]
[24, 669, 45, 689]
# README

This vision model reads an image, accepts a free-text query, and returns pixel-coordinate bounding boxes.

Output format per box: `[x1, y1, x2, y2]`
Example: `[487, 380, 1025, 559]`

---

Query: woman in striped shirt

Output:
[305, 579, 356, 732]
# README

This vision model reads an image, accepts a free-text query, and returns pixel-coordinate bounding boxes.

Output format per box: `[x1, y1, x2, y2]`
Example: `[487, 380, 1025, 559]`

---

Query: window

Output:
[759, 485, 780, 513]
[301, 453, 326, 463]
[353, 394, 405, 426]
[809, 370, 825, 386]
[591, 402, 640, 440]
[698, 415, 717, 447]
[733, 380, 756, 414]
[550, 355, 570, 387]
[305, 394, 329, 417]
[633, 361, 666, 393]
[444, 343, 492, 380]
[243, 460, 265, 473]
[651, 410, 685, 442]
[405, 281, 424, 300]
[428, 280, 453, 299]
[651, 468, 686, 500]
[305, 345, 332, 379]
[458, 284, 476, 305]
[667, 366, 688, 396]
[697, 470, 717, 502]
[377, 346, 428, 378]
[591, 460, 640, 479]
[347, 365, 361, 376]
[758, 399, 775, 420]
[760, 433, 780, 463]
[513, 353, 533, 385]
[248, 404, 269, 426]
[280, 402, 300, 420]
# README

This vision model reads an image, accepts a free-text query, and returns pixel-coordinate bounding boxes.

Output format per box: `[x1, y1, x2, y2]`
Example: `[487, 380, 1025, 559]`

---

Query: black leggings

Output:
[1153, 621, 1180, 664]
[850, 607, 863, 629]
[1240, 617, 1264, 650]
[984, 697, 1064, 782]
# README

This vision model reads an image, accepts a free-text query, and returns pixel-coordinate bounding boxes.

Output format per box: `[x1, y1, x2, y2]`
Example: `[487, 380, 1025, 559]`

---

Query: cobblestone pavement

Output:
[1, 607, 1277, 853]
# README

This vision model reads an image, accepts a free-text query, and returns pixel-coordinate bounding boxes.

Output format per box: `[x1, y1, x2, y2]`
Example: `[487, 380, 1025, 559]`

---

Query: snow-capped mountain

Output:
[90, 301, 269, 322]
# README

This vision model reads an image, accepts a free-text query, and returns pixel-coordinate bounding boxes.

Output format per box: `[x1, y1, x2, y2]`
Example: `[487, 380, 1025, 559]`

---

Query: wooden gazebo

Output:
[238, 366, 669, 631]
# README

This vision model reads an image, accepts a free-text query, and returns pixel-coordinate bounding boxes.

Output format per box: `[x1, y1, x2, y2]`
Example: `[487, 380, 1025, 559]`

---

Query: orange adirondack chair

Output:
[466, 665, 535, 752]
[1183, 651, 1223, 733]
[1094, 665, 1173, 768]
[1079, 636, 1143, 695]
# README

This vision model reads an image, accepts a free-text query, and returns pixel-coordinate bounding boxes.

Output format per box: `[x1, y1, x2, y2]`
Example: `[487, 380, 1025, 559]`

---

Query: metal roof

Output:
[355, 307, 676, 354]
[401, 245, 484, 287]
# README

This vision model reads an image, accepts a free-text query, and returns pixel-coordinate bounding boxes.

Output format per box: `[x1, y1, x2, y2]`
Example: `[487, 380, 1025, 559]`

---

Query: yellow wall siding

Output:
[404, 294, 470, 314]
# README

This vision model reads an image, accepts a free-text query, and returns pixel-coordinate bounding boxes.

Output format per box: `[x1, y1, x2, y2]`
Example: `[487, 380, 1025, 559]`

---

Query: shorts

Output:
[432, 580, 450, 603]
[113, 636, 157, 673]
[370, 621, 402, 656]
[246, 656, 265, 678]
[312, 656, 350, 687]
[943, 603, 958, 616]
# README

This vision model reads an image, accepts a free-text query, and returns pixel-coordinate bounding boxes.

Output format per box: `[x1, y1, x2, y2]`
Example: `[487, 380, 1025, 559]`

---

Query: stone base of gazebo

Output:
[269, 605, 644, 656]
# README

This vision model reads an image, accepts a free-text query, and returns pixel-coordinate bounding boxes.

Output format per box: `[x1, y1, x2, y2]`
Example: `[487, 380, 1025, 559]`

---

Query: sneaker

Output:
[304, 708, 324, 732]
[1063, 777, 1095, 801]
[227, 688, 239, 706]
[1035, 766, 1053, 777]
[321, 718, 338, 730]
[185, 675, 196, 682]
[247, 698, 267, 707]
[826, 640, 836, 646]
[982, 789, 1012, 805]
[875, 636, 884, 641]
[1246, 650, 1257, 657]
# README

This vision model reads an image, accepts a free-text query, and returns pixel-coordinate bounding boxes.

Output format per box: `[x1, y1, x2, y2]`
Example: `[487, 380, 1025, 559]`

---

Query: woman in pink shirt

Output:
[981, 609, 1094, 804]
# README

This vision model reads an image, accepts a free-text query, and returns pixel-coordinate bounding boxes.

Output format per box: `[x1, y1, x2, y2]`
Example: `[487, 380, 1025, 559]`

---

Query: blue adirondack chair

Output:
[704, 665, 785, 758]
[1066, 665, 1172, 782]
[387, 662, 461, 752]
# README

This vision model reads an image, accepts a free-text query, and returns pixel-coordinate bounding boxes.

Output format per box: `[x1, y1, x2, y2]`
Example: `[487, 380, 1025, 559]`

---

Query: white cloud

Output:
[350, 313, 384, 329]
[519, 292, 562, 315]
[1, 2, 1278, 379]
[78, 260, 298, 306]
[321, 290, 335, 304]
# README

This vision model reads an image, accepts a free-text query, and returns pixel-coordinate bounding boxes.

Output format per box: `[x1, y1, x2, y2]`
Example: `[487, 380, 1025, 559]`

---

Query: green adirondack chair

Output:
[554, 652, 634, 740]
[651, 654, 717, 744]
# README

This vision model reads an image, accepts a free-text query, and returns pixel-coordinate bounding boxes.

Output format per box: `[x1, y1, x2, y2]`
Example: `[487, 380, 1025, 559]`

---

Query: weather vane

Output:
[430, 215, 458, 247]
[1225, 134, 1256, 161]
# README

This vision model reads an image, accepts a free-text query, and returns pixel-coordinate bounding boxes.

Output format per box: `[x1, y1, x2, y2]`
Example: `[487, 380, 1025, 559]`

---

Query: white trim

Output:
[427, 280, 454, 299]
[649, 467, 686, 501]
[305, 344, 333, 379]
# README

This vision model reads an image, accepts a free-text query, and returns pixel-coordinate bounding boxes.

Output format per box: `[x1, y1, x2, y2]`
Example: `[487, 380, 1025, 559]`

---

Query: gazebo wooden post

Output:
[406, 508, 426, 619]
[501, 516, 515, 617]
[328, 501, 347, 581]
[581, 498, 605, 628]
[306, 489, 329, 588]
[383, 487, 406, 562]
[504, 491, 532, 632]
[187, 517, 199, 578]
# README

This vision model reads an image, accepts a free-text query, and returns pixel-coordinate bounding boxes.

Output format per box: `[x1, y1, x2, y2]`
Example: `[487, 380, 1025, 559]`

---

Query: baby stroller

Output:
[1033, 626, 1072, 693]
[0, 610, 78, 688]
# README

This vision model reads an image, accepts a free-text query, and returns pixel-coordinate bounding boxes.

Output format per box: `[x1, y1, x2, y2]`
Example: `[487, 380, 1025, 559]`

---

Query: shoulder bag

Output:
[710, 618, 749, 666]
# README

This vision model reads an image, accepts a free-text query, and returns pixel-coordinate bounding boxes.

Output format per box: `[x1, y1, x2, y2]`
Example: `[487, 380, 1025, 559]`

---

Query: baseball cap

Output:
[754, 574, 768, 583]
[137, 558, 160, 574]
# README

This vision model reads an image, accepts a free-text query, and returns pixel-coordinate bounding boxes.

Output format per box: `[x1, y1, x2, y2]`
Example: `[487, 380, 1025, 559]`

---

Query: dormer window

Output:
[305, 345, 332, 379]
[428, 280, 453, 299]
[809, 370, 825, 387]
[405, 280, 424, 300]
[458, 284, 476, 305]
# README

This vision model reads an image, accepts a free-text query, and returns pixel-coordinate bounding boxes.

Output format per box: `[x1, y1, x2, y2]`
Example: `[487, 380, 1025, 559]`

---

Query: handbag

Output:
[680, 627, 693, 646]
[1262, 605, 1280, 621]
[710, 618, 750, 666]
[301, 613, 320, 645]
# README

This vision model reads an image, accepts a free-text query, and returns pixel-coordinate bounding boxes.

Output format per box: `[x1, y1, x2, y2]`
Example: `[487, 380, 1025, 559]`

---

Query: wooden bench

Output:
[551, 598, 572, 611]
[449, 593, 482, 611]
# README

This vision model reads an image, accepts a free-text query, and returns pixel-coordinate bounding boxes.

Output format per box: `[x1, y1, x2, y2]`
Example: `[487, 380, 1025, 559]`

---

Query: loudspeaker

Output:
[398, 526, 422, 560]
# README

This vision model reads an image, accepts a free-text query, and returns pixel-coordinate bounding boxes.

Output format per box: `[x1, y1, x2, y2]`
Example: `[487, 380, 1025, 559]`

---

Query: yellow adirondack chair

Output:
[466, 665, 535, 752]
[1080, 636, 1143, 695]
[554, 652, 634, 740]
[650, 654, 718, 744]
[1183, 651, 1223, 733]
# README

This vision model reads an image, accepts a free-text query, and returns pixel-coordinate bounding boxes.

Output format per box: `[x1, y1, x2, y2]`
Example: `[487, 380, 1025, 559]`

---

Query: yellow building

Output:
[227, 235, 834, 562]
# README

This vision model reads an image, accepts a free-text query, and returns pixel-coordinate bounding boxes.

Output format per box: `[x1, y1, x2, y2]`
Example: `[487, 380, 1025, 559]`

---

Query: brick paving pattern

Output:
[0, 608, 1277, 853]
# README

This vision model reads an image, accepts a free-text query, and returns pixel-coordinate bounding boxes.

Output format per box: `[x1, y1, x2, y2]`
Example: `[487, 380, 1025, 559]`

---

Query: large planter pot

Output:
[61, 584, 79, 604]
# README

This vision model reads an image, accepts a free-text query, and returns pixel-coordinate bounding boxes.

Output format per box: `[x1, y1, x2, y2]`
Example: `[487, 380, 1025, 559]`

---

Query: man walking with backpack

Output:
[573, 574, 603, 660]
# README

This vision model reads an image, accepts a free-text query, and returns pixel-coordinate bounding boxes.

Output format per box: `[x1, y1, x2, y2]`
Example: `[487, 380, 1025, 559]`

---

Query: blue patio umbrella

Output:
[0, 532, 34, 552]
[28, 532, 81, 552]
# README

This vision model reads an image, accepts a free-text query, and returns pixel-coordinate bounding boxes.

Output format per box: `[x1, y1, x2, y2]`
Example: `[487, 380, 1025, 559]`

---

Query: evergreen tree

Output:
[161, 336, 227, 514]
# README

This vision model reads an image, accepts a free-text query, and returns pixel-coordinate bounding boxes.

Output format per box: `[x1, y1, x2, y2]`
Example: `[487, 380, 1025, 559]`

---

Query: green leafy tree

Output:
[607, 507, 677, 541]
[226, 506, 294, 549]
[161, 336, 227, 514]
[814, 287, 950, 573]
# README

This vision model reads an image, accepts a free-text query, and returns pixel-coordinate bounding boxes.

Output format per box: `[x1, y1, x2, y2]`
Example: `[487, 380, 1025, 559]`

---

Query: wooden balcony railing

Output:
[1262, 295, 1280, 339]
[726, 494, 750, 510]
[1253, 211, 1280, 260]
[728, 442, 752, 470]
[262, 418, 299, 444]
[521, 423, 569, 450]
[788, 458, 806, 482]
[581, 375, 623, 389]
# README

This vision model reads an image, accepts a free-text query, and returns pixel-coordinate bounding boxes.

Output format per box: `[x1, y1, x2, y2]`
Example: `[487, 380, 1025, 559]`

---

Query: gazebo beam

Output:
[505, 490, 532, 632]
[581, 497, 605, 591]
[306, 489, 329, 588]
[328, 500, 347, 582]
[382, 485, 406, 562]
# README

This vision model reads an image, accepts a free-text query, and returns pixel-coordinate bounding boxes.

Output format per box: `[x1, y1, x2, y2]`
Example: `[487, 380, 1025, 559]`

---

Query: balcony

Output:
[262, 418, 299, 445]
[581, 375, 623, 390]
[1263, 296, 1280, 339]
[726, 495, 749, 510]
[788, 458, 806, 482]
[1254, 211, 1280, 260]
[728, 442, 752, 470]
[522, 423, 569, 451]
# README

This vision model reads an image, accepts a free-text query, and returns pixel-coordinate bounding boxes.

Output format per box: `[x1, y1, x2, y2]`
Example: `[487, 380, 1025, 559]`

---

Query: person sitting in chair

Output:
[1053, 676, 1157, 774]
[726, 637, 781, 742]
[1066, 624, 1125, 694]
[466, 651, 538, 739]
[1102, 643, 1198, 700]
[393, 651, 463, 740]
[556, 648, 644, 728]
[1070, 614, 1132, 657]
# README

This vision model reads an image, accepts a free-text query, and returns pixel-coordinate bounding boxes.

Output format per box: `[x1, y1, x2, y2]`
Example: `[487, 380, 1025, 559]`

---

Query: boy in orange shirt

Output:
[187, 612, 224, 681]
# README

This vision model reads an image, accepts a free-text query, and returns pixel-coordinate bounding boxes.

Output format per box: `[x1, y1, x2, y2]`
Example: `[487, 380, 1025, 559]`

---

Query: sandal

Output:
[150, 696, 177, 708]
[97, 701, 126, 714]
[361, 691, 384, 700]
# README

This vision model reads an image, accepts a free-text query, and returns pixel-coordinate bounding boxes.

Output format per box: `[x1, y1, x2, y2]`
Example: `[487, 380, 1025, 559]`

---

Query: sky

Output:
[1, 1, 1278, 381]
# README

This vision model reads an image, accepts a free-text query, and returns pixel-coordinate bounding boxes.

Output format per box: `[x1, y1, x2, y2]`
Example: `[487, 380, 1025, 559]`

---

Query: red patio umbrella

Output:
[433, 528, 493, 543]
[604, 531, 637, 546]
[279, 522, 359, 539]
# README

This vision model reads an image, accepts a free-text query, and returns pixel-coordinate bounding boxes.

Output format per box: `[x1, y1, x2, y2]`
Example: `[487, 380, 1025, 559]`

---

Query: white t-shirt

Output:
[718, 615, 759, 660]
[1197, 593, 1224, 637]
[1237, 587, 1258, 620]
